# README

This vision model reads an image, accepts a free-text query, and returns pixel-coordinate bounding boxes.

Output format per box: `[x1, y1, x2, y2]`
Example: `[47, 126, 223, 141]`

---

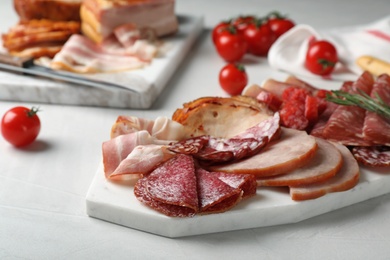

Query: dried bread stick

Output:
[356, 55, 390, 76]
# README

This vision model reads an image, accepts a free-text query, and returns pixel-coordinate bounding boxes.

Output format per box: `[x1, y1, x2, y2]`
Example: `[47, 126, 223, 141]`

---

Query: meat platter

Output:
[0, 15, 203, 109]
[86, 163, 390, 238]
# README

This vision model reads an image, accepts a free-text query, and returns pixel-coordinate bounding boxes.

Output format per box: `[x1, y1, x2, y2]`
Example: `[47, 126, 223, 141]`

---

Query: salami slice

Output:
[213, 171, 257, 198]
[351, 146, 390, 167]
[134, 154, 199, 217]
[196, 168, 242, 214]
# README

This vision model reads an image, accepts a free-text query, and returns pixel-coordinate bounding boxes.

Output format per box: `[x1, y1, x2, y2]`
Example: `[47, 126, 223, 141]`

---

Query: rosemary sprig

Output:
[325, 89, 390, 119]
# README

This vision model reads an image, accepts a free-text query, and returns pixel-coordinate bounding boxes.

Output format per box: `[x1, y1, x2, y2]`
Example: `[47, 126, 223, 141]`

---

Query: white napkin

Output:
[268, 16, 390, 81]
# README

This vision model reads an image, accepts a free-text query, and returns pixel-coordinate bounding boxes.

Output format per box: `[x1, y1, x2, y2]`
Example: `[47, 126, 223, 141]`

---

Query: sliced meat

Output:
[209, 128, 318, 177]
[290, 142, 360, 201]
[285, 75, 318, 94]
[351, 146, 390, 167]
[196, 168, 242, 214]
[362, 74, 390, 146]
[322, 71, 375, 146]
[212, 171, 257, 198]
[257, 137, 343, 187]
[134, 154, 198, 217]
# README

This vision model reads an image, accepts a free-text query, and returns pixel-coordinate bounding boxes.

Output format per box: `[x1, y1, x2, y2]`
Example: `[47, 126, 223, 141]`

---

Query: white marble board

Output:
[86, 163, 390, 238]
[0, 15, 203, 109]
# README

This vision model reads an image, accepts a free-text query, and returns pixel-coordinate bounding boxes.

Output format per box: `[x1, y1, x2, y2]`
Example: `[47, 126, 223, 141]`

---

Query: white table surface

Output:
[1, 0, 390, 259]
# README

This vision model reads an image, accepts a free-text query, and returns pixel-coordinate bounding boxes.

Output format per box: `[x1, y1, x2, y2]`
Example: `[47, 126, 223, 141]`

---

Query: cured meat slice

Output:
[102, 130, 168, 178]
[351, 146, 390, 167]
[209, 128, 318, 177]
[213, 171, 257, 198]
[134, 154, 198, 217]
[362, 74, 390, 146]
[257, 138, 343, 186]
[322, 71, 375, 146]
[196, 168, 242, 214]
[172, 96, 274, 139]
[290, 142, 360, 201]
[108, 145, 176, 179]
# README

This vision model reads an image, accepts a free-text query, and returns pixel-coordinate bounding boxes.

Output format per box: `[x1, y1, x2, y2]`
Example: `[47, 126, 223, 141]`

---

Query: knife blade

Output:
[0, 53, 137, 93]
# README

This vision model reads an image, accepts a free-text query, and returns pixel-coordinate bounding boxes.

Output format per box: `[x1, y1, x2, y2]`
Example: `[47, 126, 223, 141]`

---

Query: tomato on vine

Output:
[219, 63, 248, 95]
[214, 26, 247, 62]
[1, 106, 41, 147]
[211, 20, 231, 43]
[267, 11, 295, 38]
[305, 40, 338, 76]
[242, 19, 276, 56]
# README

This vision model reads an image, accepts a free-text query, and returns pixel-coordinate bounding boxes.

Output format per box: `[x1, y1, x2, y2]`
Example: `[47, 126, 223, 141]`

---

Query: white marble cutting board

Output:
[86, 163, 390, 238]
[0, 15, 203, 109]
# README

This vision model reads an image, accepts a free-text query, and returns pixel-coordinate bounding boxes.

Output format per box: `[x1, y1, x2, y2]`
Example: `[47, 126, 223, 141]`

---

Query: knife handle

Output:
[0, 53, 34, 68]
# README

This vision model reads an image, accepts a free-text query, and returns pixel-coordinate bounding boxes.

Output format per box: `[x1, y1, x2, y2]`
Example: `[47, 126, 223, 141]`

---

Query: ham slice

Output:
[209, 128, 318, 177]
[362, 74, 390, 146]
[257, 137, 343, 187]
[290, 142, 360, 201]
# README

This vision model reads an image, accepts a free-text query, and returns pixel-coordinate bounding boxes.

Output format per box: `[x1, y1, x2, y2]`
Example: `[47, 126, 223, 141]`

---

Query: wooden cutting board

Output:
[0, 15, 203, 109]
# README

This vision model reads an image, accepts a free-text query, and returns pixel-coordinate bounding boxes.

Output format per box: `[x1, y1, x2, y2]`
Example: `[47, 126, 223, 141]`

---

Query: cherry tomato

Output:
[219, 63, 248, 95]
[243, 20, 276, 56]
[232, 15, 256, 35]
[214, 26, 247, 62]
[211, 20, 231, 43]
[305, 40, 338, 76]
[1, 106, 41, 147]
[267, 11, 295, 38]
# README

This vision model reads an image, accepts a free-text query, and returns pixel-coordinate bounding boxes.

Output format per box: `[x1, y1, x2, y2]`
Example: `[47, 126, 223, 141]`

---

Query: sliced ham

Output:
[209, 128, 318, 177]
[362, 74, 390, 146]
[290, 142, 360, 201]
[322, 71, 375, 146]
[257, 137, 343, 187]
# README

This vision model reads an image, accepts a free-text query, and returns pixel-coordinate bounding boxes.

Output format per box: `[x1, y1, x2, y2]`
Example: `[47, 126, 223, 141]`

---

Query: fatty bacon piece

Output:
[257, 137, 343, 187]
[50, 25, 157, 73]
[134, 154, 199, 217]
[110, 115, 187, 141]
[290, 142, 360, 201]
[102, 130, 171, 179]
[362, 74, 390, 146]
[168, 113, 280, 163]
[321, 71, 375, 146]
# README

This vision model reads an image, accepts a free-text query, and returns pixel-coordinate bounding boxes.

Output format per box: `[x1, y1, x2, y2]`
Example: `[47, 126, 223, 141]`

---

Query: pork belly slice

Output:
[290, 142, 360, 201]
[257, 137, 343, 187]
[81, 0, 178, 43]
[209, 128, 318, 178]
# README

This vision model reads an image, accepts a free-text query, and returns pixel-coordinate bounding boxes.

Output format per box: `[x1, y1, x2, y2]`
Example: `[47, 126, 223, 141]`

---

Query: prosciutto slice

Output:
[322, 71, 375, 146]
[362, 74, 390, 146]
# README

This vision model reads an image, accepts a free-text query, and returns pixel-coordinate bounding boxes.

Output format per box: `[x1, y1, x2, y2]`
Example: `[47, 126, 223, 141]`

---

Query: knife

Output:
[0, 53, 137, 93]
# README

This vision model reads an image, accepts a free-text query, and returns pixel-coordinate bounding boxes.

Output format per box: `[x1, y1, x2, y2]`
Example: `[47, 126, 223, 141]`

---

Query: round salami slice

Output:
[351, 146, 390, 167]
[134, 154, 199, 217]
[196, 168, 242, 214]
[213, 171, 257, 198]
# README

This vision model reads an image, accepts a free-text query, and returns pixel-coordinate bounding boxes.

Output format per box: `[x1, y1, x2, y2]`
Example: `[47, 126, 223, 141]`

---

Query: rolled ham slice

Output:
[257, 137, 343, 187]
[209, 128, 318, 177]
[290, 142, 360, 201]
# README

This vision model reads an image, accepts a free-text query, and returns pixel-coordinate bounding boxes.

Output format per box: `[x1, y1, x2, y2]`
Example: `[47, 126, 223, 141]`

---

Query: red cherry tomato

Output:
[243, 20, 276, 56]
[214, 26, 247, 62]
[267, 11, 295, 38]
[219, 63, 248, 95]
[232, 15, 256, 35]
[1, 106, 41, 147]
[305, 40, 338, 76]
[211, 20, 231, 43]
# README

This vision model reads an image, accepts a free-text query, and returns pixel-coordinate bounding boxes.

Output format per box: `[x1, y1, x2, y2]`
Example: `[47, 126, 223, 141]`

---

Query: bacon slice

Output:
[362, 74, 390, 146]
[322, 71, 375, 146]
[196, 168, 242, 214]
[257, 138, 343, 186]
[209, 128, 318, 177]
[290, 142, 360, 201]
